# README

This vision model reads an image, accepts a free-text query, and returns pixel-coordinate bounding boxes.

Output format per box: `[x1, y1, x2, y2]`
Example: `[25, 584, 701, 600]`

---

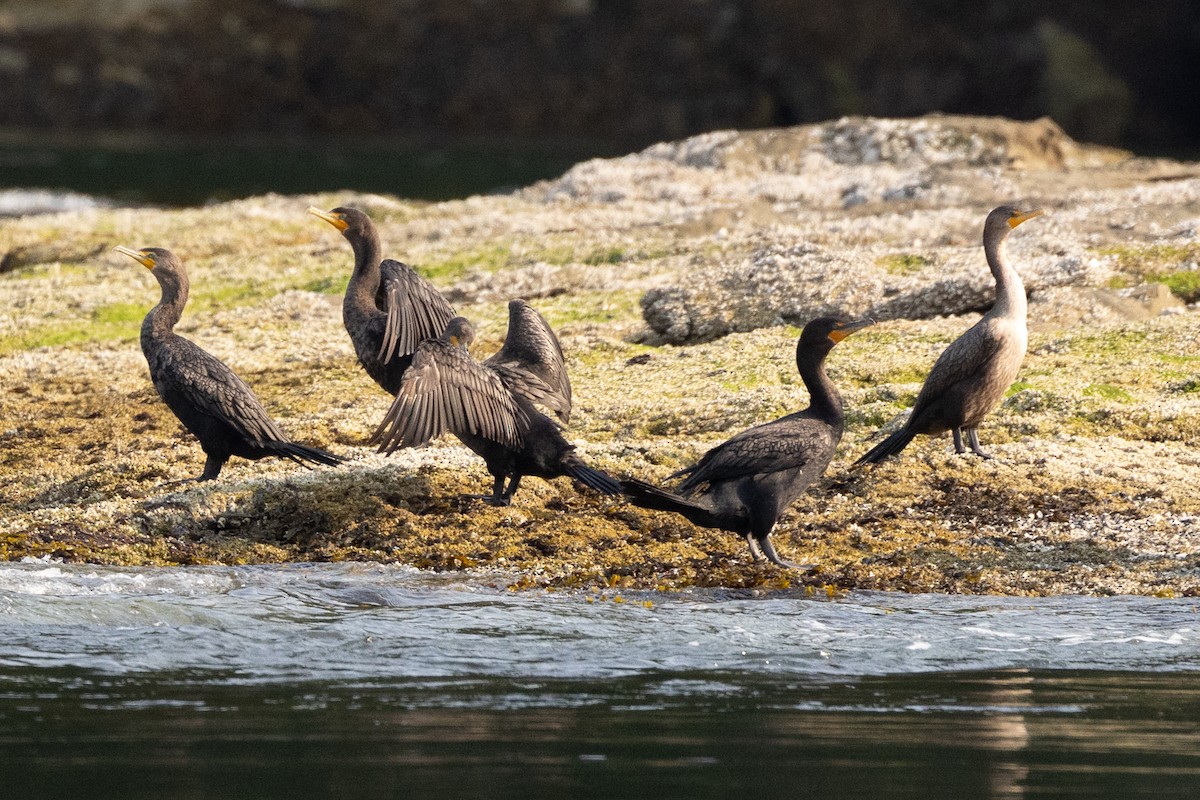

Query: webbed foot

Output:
[966, 429, 994, 459]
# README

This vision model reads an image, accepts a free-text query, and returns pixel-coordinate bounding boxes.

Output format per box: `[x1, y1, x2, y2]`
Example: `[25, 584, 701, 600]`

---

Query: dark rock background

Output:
[0, 0, 1196, 153]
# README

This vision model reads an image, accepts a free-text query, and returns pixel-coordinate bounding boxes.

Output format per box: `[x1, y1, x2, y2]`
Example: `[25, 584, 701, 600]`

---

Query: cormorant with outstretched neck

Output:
[855, 204, 1043, 464]
[308, 206, 455, 395]
[371, 302, 613, 504]
[622, 316, 874, 568]
[115, 246, 342, 481]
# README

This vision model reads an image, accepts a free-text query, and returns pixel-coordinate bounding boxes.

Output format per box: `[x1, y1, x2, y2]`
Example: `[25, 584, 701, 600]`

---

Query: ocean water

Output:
[0, 141, 590, 209]
[2, 561, 1199, 799]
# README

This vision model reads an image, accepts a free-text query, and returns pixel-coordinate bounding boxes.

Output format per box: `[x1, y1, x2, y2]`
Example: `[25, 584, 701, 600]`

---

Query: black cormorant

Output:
[371, 304, 615, 504]
[115, 246, 342, 481]
[622, 316, 874, 567]
[308, 206, 455, 395]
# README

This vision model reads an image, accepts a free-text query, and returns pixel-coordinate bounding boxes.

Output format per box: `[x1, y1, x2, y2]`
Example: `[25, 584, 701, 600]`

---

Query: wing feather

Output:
[153, 337, 288, 446]
[378, 259, 456, 363]
[483, 299, 572, 422]
[912, 318, 1005, 410]
[372, 338, 527, 453]
[675, 416, 839, 493]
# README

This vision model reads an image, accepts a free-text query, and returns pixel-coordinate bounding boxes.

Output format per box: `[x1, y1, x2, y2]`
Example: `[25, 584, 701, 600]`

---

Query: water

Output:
[0, 138, 598, 209]
[2, 562, 1199, 798]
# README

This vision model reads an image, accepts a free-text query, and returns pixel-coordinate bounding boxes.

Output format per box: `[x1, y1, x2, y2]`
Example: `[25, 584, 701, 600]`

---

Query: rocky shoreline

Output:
[3, 115, 1200, 595]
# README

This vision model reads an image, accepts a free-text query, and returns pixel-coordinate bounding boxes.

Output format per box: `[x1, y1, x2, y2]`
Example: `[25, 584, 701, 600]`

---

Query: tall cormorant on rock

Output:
[308, 206, 455, 395]
[854, 205, 1043, 464]
[115, 246, 342, 481]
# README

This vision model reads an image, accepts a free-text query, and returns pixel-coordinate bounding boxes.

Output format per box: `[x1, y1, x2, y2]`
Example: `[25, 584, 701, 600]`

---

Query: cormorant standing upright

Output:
[622, 316, 873, 567]
[308, 206, 455, 395]
[855, 204, 1042, 464]
[115, 246, 342, 481]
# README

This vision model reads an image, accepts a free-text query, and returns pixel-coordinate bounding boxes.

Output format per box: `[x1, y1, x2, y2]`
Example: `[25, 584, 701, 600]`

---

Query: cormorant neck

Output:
[798, 349, 842, 422]
[346, 227, 383, 309]
[985, 231, 1027, 319]
[144, 270, 188, 339]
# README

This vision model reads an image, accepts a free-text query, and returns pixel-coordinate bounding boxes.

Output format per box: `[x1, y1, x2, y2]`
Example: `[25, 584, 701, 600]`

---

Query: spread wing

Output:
[378, 259, 456, 363]
[152, 337, 287, 446]
[482, 299, 572, 422]
[674, 416, 838, 494]
[370, 338, 526, 452]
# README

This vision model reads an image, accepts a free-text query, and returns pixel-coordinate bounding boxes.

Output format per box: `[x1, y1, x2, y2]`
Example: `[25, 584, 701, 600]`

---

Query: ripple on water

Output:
[1, 560, 1198, 686]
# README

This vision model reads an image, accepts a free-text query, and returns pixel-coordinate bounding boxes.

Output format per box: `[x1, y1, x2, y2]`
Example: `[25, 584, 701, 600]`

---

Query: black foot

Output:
[966, 429, 994, 459]
[153, 476, 203, 492]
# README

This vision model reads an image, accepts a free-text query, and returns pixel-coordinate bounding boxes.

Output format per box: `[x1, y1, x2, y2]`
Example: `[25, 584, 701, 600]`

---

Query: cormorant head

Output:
[114, 246, 187, 298]
[805, 316, 874, 345]
[797, 316, 874, 361]
[985, 204, 1044, 240]
[442, 317, 476, 350]
[307, 205, 373, 239]
[113, 245, 175, 272]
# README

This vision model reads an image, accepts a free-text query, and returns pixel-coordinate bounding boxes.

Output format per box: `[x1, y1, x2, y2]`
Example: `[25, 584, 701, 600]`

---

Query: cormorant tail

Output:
[564, 460, 622, 496]
[853, 426, 916, 466]
[621, 478, 730, 529]
[269, 442, 344, 469]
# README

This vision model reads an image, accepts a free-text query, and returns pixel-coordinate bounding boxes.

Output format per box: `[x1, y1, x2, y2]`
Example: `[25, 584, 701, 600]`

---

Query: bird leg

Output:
[952, 428, 966, 455]
[755, 535, 815, 571]
[745, 534, 766, 561]
[965, 429, 993, 459]
[500, 474, 523, 503]
[199, 455, 225, 481]
[465, 474, 524, 506]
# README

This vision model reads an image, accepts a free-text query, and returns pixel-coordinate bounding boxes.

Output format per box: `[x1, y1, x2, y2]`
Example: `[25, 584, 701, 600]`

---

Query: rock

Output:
[604, 115, 1191, 343]
[6, 115, 1200, 596]
[1029, 283, 1186, 330]
[641, 244, 883, 343]
[1, 241, 108, 273]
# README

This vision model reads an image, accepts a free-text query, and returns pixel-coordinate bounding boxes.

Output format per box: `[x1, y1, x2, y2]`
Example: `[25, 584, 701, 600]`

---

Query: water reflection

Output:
[981, 672, 1032, 799]
[3, 668, 1200, 799]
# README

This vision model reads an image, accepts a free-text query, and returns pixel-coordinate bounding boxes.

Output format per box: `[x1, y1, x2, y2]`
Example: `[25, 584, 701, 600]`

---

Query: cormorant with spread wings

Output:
[371, 301, 614, 504]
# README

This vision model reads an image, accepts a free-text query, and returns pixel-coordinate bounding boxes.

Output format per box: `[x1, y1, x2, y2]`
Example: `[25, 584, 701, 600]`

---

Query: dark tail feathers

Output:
[853, 426, 916, 466]
[271, 441, 343, 470]
[620, 478, 731, 530]
[564, 460, 622, 496]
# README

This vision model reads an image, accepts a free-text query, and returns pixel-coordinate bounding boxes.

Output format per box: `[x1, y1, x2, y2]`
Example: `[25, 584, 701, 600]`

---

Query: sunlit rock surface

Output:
[3, 116, 1200, 596]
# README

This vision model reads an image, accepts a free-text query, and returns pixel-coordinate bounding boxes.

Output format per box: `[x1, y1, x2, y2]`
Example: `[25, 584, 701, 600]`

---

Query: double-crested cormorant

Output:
[855, 204, 1043, 465]
[371, 302, 616, 504]
[622, 316, 874, 567]
[115, 246, 342, 481]
[308, 206, 455, 395]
